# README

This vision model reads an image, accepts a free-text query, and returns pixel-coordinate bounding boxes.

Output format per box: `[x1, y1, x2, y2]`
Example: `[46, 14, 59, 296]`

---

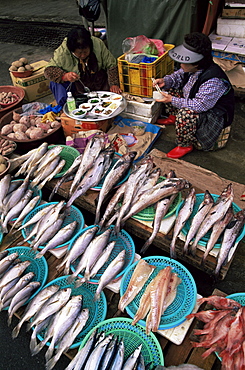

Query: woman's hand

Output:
[62, 72, 79, 82]
[155, 92, 172, 103]
[153, 78, 165, 88]
[110, 85, 122, 94]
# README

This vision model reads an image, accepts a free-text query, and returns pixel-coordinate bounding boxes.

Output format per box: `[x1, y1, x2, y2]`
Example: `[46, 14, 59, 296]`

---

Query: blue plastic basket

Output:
[79, 317, 164, 367]
[48, 145, 80, 178]
[120, 256, 197, 330]
[21, 202, 85, 249]
[176, 193, 245, 248]
[90, 153, 131, 191]
[36, 275, 107, 349]
[70, 225, 135, 282]
[3, 246, 48, 309]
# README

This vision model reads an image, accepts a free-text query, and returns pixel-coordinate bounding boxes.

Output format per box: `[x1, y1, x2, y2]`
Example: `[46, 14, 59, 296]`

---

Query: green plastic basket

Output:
[3, 246, 48, 309]
[48, 145, 80, 178]
[131, 177, 182, 222]
[79, 317, 164, 367]
[36, 275, 107, 349]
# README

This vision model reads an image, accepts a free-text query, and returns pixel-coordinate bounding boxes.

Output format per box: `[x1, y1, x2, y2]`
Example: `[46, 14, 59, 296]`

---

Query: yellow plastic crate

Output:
[118, 44, 175, 98]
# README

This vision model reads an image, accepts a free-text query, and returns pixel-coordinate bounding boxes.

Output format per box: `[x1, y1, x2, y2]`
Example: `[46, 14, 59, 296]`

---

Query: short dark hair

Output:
[66, 26, 93, 52]
[184, 32, 213, 69]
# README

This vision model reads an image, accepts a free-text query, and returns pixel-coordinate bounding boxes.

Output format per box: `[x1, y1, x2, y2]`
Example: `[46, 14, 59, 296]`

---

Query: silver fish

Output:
[140, 193, 178, 254]
[29, 315, 53, 355]
[214, 209, 245, 278]
[64, 327, 98, 370]
[122, 344, 142, 370]
[94, 152, 136, 224]
[0, 174, 11, 213]
[9, 146, 42, 173]
[0, 276, 20, 307]
[33, 145, 63, 174]
[9, 195, 41, 232]
[108, 338, 125, 370]
[30, 216, 65, 251]
[31, 156, 61, 188]
[190, 184, 234, 256]
[183, 190, 214, 255]
[57, 225, 99, 275]
[170, 187, 196, 259]
[94, 249, 126, 301]
[83, 333, 114, 370]
[3, 176, 30, 217]
[12, 284, 60, 338]
[0, 252, 19, 276]
[66, 149, 114, 208]
[202, 206, 234, 266]
[133, 167, 162, 204]
[0, 250, 8, 261]
[0, 260, 31, 290]
[69, 132, 106, 196]
[17, 203, 56, 231]
[7, 281, 41, 325]
[37, 158, 66, 190]
[25, 142, 50, 175]
[14, 142, 48, 177]
[27, 287, 72, 330]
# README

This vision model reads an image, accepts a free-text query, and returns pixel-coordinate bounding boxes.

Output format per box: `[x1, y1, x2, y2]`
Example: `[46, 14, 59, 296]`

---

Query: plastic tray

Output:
[120, 256, 197, 330]
[70, 225, 135, 282]
[36, 275, 107, 349]
[132, 177, 182, 221]
[177, 193, 245, 248]
[79, 317, 164, 367]
[48, 145, 80, 178]
[90, 153, 131, 191]
[21, 202, 85, 249]
[3, 246, 48, 308]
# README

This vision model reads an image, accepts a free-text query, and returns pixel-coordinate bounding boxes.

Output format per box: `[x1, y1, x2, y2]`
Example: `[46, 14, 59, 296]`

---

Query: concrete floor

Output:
[0, 2, 245, 369]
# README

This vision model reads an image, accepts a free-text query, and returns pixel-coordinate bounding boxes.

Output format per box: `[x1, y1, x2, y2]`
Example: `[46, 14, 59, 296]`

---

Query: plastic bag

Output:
[20, 102, 49, 116]
[122, 35, 164, 57]
[78, 0, 101, 22]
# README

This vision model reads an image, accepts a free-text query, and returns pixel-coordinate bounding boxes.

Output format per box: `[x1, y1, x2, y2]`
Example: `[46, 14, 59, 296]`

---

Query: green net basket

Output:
[48, 144, 80, 178]
[79, 317, 164, 367]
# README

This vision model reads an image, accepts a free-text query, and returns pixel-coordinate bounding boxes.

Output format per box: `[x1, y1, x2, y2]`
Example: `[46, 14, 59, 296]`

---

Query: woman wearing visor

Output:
[44, 26, 121, 106]
[153, 32, 235, 159]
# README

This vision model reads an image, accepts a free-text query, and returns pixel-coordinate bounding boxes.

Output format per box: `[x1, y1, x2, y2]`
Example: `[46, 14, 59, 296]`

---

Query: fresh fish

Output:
[135, 353, 145, 370]
[161, 272, 181, 315]
[31, 156, 61, 188]
[0, 276, 20, 308]
[122, 344, 142, 370]
[25, 142, 50, 175]
[17, 203, 56, 231]
[48, 154, 83, 201]
[57, 225, 99, 275]
[33, 145, 63, 174]
[0, 174, 11, 213]
[9, 195, 40, 232]
[37, 158, 66, 190]
[0, 271, 35, 309]
[183, 190, 214, 255]
[0, 260, 31, 290]
[140, 193, 178, 254]
[30, 216, 65, 251]
[35, 220, 77, 258]
[83, 333, 114, 370]
[64, 327, 98, 370]
[12, 284, 60, 338]
[122, 179, 191, 229]
[145, 266, 172, 334]
[45, 295, 83, 362]
[68, 227, 112, 282]
[99, 335, 118, 370]
[69, 132, 106, 196]
[7, 281, 41, 325]
[14, 143, 48, 177]
[0, 250, 8, 261]
[1, 189, 33, 233]
[201, 206, 234, 265]
[189, 184, 234, 256]
[66, 149, 114, 208]
[46, 308, 89, 370]
[214, 209, 245, 278]
[118, 259, 156, 312]
[131, 277, 155, 326]
[9, 147, 42, 173]
[2, 176, 30, 217]
[0, 252, 19, 276]
[170, 187, 196, 259]
[108, 338, 125, 370]
[26, 287, 72, 331]
[94, 249, 126, 301]
[94, 151, 136, 224]
[29, 315, 53, 354]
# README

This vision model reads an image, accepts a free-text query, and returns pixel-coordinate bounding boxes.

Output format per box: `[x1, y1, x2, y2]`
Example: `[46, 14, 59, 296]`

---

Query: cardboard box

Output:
[124, 99, 162, 118]
[10, 60, 52, 102]
[217, 17, 245, 38]
[222, 8, 245, 19]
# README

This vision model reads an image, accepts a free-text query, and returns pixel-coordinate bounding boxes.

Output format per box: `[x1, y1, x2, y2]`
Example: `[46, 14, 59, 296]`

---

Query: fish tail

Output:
[140, 240, 151, 255]
[12, 324, 21, 339]
[7, 314, 13, 326]
[30, 340, 45, 356]
[94, 291, 100, 301]
[34, 252, 43, 259]
[67, 274, 76, 284]
[75, 277, 86, 288]
[45, 343, 54, 362]
[169, 240, 176, 259]
[45, 355, 58, 370]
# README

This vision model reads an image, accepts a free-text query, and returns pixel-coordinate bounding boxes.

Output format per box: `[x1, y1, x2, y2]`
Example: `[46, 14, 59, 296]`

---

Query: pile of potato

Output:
[9, 57, 33, 73]
[0, 155, 8, 175]
[0, 139, 16, 155]
[0, 111, 61, 141]
[0, 91, 20, 108]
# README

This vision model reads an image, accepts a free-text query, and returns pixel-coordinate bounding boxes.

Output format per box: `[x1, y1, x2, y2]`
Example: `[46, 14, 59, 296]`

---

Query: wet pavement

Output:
[0, 1, 245, 369]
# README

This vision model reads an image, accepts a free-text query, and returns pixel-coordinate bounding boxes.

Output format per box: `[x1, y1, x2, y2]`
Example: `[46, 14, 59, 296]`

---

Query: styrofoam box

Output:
[124, 100, 162, 118]
[217, 17, 245, 38]
[120, 107, 161, 124]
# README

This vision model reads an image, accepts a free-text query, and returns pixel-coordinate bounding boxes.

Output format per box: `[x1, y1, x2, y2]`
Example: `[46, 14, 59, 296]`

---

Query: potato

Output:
[29, 127, 44, 139]
[0, 163, 7, 173]
[19, 115, 30, 125]
[1, 124, 14, 136]
[25, 64, 33, 70]
[13, 123, 28, 133]
[0, 154, 6, 164]
[17, 66, 25, 72]
[12, 60, 23, 67]
[19, 57, 28, 65]
[14, 131, 28, 140]
[9, 65, 18, 71]
[7, 133, 16, 139]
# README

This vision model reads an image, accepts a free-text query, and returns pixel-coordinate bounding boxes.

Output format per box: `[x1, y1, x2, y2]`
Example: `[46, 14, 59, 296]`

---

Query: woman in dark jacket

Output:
[154, 32, 235, 159]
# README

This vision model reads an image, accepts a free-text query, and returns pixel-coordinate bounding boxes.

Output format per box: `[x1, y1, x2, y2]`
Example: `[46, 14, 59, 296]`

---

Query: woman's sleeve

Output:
[44, 66, 65, 83]
[107, 65, 120, 86]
